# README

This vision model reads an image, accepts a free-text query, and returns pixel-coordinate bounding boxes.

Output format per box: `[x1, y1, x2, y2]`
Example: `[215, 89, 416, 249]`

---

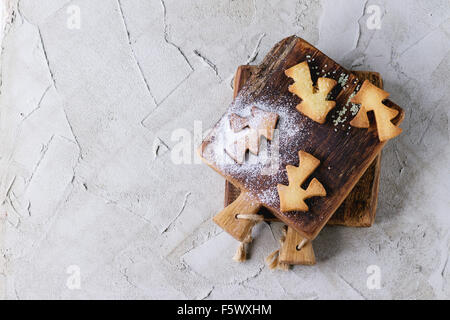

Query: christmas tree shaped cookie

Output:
[277, 151, 326, 212]
[350, 80, 402, 141]
[225, 106, 278, 164]
[285, 61, 337, 124]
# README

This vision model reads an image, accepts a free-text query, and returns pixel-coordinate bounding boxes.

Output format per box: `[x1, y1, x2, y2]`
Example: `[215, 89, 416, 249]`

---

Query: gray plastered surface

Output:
[0, 0, 449, 299]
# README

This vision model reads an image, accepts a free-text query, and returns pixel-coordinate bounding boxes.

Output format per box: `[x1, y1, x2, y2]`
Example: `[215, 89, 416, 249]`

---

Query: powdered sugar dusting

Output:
[202, 94, 313, 207]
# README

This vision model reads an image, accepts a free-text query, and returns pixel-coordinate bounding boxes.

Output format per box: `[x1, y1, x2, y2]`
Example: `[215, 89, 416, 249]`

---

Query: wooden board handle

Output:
[213, 192, 262, 242]
[279, 226, 315, 265]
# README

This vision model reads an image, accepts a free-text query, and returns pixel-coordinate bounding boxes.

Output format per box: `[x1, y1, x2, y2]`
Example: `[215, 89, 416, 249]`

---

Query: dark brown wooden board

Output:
[200, 36, 404, 240]
[226, 66, 383, 227]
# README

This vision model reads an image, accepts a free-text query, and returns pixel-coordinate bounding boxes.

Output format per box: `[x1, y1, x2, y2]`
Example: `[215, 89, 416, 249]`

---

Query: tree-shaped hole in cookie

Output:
[285, 61, 337, 124]
[350, 80, 402, 142]
[225, 106, 279, 164]
[277, 151, 326, 212]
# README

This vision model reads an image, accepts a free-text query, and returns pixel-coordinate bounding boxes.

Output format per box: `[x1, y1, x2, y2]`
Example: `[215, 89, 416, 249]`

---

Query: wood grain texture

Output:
[226, 67, 383, 227]
[328, 152, 381, 226]
[279, 226, 315, 265]
[201, 36, 405, 240]
[213, 191, 261, 242]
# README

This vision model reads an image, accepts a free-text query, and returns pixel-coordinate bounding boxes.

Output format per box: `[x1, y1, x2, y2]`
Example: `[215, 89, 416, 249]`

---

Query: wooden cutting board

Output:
[225, 66, 383, 227]
[200, 36, 404, 241]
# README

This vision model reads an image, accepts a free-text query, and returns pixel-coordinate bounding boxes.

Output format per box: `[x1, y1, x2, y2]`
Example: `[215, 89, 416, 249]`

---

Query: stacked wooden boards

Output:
[199, 36, 404, 266]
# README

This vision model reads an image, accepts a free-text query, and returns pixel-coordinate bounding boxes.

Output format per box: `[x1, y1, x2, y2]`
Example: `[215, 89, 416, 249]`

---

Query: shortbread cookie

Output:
[350, 80, 402, 141]
[225, 106, 278, 164]
[285, 61, 337, 124]
[277, 151, 326, 212]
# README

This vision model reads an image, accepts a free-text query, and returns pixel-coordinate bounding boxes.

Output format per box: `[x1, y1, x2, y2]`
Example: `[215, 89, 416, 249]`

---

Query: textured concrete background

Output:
[0, 0, 449, 299]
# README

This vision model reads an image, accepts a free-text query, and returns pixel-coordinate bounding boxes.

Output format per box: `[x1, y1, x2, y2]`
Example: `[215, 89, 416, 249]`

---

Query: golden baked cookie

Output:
[285, 61, 337, 124]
